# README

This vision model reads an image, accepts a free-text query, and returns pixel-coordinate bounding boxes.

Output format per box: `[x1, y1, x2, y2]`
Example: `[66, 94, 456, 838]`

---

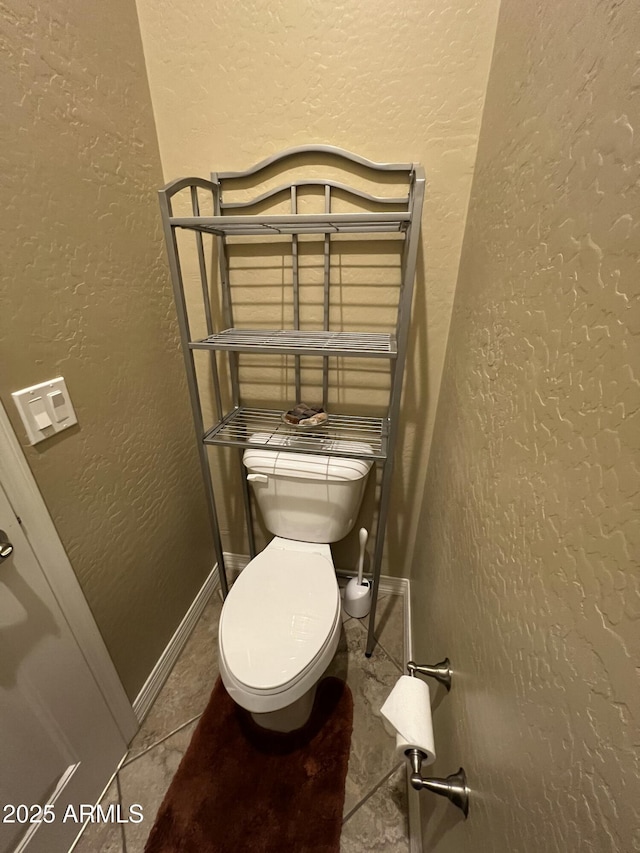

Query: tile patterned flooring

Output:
[73, 588, 409, 853]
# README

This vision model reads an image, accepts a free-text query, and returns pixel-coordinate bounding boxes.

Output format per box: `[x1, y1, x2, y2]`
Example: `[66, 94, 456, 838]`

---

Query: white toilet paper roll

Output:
[380, 675, 436, 766]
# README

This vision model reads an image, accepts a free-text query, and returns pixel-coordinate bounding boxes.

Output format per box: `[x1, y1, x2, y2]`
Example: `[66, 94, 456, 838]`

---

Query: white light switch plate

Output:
[12, 377, 78, 445]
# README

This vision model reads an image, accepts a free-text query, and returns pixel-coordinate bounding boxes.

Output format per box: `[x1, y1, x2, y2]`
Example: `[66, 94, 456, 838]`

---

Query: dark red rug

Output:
[143, 677, 353, 853]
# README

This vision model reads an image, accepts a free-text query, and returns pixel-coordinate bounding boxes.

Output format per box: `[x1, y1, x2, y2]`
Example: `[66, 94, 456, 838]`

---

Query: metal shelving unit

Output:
[159, 145, 425, 656]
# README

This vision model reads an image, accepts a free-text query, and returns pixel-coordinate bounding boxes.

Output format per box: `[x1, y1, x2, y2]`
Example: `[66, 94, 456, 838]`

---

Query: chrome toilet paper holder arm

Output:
[406, 748, 469, 818]
[407, 658, 452, 691]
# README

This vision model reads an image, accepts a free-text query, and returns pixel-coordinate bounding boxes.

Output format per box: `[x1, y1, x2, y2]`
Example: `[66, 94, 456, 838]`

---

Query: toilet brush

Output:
[344, 528, 372, 618]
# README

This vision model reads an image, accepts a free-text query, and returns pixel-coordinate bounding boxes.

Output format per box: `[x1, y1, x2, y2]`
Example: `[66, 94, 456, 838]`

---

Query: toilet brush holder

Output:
[344, 577, 372, 618]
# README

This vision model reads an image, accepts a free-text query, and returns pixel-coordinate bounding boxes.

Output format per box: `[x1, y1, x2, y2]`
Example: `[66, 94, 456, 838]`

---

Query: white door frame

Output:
[0, 400, 138, 743]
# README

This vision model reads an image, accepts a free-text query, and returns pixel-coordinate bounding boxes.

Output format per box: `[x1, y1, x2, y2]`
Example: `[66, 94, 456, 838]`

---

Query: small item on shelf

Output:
[282, 402, 328, 428]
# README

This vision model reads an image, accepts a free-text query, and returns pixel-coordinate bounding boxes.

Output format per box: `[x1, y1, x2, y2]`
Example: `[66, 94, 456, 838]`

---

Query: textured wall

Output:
[0, 0, 213, 699]
[412, 0, 640, 849]
[134, 0, 501, 574]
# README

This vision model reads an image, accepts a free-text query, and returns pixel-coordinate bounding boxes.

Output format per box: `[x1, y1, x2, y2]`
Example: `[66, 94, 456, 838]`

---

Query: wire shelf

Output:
[170, 212, 410, 236]
[191, 329, 397, 358]
[203, 407, 387, 460]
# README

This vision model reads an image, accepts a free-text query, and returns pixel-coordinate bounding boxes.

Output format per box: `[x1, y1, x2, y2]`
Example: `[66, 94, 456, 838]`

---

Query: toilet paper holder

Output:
[403, 659, 468, 817]
[407, 658, 452, 691]
[406, 748, 469, 818]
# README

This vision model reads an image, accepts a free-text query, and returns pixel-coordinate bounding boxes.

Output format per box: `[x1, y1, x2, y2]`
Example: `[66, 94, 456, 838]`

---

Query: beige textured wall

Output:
[0, 0, 213, 699]
[134, 0, 501, 574]
[411, 0, 640, 849]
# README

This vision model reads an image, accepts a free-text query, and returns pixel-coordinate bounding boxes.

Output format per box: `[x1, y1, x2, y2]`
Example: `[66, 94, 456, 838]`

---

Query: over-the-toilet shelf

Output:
[158, 145, 424, 656]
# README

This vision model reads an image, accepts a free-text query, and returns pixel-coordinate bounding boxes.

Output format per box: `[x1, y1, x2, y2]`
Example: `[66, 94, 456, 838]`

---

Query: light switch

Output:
[47, 389, 69, 422]
[12, 377, 78, 445]
[28, 396, 53, 431]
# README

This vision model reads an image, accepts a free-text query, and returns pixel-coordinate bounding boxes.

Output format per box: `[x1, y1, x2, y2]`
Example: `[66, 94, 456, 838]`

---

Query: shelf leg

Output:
[200, 445, 228, 598]
[239, 449, 256, 559]
[158, 192, 229, 600]
[366, 458, 393, 656]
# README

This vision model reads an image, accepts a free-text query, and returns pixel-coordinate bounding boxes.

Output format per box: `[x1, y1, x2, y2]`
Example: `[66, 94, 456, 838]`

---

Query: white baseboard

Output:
[222, 551, 250, 577]
[408, 779, 422, 853]
[403, 578, 421, 853]
[376, 575, 406, 596]
[132, 564, 220, 722]
[362, 572, 421, 850]
[378, 575, 412, 664]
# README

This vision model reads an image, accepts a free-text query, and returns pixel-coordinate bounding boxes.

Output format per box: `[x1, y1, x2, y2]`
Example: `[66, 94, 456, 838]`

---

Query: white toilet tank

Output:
[243, 435, 373, 543]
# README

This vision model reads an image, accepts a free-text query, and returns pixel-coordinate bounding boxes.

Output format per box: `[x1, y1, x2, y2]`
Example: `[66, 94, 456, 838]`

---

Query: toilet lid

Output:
[220, 549, 339, 692]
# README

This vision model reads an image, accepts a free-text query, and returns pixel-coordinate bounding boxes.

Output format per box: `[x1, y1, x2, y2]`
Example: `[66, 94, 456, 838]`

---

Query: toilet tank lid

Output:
[243, 433, 373, 481]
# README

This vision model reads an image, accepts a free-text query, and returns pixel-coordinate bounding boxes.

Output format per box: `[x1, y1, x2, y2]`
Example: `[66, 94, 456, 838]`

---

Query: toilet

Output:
[218, 434, 373, 732]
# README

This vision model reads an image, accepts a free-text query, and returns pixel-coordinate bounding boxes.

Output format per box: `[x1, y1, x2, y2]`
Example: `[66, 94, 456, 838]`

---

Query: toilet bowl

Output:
[219, 538, 341, 731]
[218, 436, 372, 732]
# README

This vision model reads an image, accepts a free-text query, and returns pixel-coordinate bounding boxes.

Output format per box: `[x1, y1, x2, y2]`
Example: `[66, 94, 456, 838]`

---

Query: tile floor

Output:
[73, 588, 409, 853]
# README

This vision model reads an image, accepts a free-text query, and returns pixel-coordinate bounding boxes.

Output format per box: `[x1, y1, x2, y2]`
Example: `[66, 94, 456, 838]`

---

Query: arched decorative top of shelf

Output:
[161, 147, 424, 236]
[214, 144, 416, 181]
[160, 175, 216, 200]
[219, 179, 410, 211]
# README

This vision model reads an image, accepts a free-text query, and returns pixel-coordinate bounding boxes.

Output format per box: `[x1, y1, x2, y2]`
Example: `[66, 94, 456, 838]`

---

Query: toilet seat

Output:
[218, 548, 341, 713]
